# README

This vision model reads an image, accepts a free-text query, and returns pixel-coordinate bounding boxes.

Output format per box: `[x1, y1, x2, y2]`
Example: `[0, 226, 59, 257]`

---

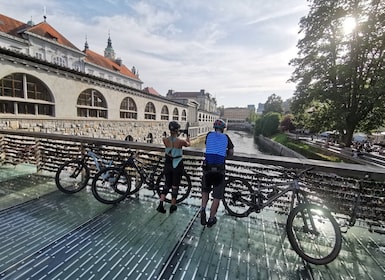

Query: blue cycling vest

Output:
[205, 132, 228, 164]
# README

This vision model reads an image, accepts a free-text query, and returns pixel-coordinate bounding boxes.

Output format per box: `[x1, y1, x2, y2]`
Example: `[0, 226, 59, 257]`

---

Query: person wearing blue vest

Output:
[157, 121, 190, 214]
[200, 119, 234, 227]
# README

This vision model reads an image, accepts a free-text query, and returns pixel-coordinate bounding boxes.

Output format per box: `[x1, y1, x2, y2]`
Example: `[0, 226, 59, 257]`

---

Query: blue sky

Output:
[1, 0, 309, 108]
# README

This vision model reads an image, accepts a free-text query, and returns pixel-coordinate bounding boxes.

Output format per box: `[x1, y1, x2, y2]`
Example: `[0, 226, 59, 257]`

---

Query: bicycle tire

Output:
[222, 177, 254, 217]
[55, 160, 90, 194]
[91, 167, 131, 204]
[155, 170, 192, 203]
[286, 203, 342, 265]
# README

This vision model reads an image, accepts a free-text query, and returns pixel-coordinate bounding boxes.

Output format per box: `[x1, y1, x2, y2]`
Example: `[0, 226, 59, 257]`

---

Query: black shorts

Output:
[201, 164, 226, 199]
[164, 161, 184, 188]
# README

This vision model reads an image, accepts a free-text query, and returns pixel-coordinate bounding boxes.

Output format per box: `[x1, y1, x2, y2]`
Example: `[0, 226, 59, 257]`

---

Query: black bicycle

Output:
[223, 167, 342, 265]
[340, 175, 385, 235]
[55, 150, 113, 194]
[91, 150, 192, 204]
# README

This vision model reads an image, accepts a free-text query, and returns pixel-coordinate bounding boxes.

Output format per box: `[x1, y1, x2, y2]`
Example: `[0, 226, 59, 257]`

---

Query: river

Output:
[192, 130, 263, 155]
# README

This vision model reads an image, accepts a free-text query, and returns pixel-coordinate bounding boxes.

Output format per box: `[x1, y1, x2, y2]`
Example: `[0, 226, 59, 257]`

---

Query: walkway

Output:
[0, 164, 384, 279]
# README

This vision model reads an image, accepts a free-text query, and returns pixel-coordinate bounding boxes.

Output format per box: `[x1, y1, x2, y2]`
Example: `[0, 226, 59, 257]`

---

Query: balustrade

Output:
[1, 129, 384, 228]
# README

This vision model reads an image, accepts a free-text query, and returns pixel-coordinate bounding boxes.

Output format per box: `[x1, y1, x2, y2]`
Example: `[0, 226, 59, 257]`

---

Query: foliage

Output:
[254, 112, 281, 137]
[263, 93, 283, 114]
[280, 114, 296, 132]
[289, 0, 385, 146]
[272, 134, 342, 162]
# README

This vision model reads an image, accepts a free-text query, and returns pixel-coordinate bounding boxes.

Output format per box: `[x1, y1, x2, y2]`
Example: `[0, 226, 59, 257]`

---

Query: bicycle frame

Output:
[86, 151, 113, 173]
[119, 151, 163, 192]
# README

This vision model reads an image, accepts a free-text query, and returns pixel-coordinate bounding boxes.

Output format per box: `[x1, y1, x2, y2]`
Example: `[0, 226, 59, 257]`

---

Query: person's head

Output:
[168, 121, 180, 134]
[213, 119, 226, 132]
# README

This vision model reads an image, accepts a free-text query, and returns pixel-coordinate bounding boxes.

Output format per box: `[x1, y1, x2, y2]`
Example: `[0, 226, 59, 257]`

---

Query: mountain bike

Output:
[55, 150, 114, 194]
[91, 150, 192, 205]
[222, 167, 342, 265]
[340, 175, 385, 235]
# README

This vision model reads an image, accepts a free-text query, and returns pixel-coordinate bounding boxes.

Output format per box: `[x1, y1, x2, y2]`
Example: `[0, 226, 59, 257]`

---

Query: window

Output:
[181, 109, 187, 121]
[77, 89, 107, 118]
[0, 73, 54, 116]
[144, 102, 156, 120]
[120, 97, 137, 119]
[161, 105, 169, 120]
[52, 56, 66, 67]
[172, 108, 179, 121]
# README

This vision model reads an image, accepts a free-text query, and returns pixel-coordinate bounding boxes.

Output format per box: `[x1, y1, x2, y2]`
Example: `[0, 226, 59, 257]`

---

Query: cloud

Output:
[1, 0, 309, 107]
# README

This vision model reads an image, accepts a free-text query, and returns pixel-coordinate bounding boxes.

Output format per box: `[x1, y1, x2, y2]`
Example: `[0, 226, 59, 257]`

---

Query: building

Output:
[222, 106, 255, 131]
[0, 12, 217, 143]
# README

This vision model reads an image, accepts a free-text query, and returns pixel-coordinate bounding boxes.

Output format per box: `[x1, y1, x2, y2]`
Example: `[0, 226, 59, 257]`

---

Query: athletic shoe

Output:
[156, 204, 166, 214]
[200, 210, 207, 226]
[207, 217, 217, 227]
[170, 205, 177, 213]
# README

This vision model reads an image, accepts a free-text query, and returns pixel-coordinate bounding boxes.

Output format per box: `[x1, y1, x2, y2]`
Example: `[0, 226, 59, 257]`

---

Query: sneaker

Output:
[170, 205, 177, 213]
[200, 210, 207, 226]
[207, 217, 217, 228]
[156, 204, 166, 214]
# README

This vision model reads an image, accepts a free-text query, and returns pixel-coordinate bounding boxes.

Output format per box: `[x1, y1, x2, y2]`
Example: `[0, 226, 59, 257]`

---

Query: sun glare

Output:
[342, 17, 356, 35]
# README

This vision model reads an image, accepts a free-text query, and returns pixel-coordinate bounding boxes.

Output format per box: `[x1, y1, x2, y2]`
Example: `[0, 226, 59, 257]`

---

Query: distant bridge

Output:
[226, 120, 253, 132]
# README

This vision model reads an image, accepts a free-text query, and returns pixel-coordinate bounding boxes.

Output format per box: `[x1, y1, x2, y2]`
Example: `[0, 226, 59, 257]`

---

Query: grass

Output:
[271, 133, 342, 162]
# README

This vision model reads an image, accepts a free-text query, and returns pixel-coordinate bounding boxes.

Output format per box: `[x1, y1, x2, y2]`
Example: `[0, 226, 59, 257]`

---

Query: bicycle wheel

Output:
[156, 170, 192, 203]
[222, 177, 254, 217]
[286, 203, 342, 265]
[92, 167, 131, 204]
[55, 160, 90, 194]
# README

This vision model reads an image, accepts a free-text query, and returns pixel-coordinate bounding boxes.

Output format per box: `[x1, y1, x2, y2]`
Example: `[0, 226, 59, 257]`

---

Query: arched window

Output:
[120, 97, 137, 119]
[144, 102, 156, 120]
[125, 135, 134, 141]
[181, 109, 187, 121]
[0, 73, 54, 116]
[146, 133, 153, 143]
[172, 108, 179, 121]
[77, 89, 107, 118]
[161, 105, 169, 120]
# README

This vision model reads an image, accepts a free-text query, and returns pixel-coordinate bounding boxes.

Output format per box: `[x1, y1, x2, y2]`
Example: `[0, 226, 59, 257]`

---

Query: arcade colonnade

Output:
[0, 49, 218, 144]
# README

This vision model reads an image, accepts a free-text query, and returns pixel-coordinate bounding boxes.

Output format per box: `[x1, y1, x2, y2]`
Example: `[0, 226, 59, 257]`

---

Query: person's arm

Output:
[185, 135, 191, 147]
[226, 135, 234, 156]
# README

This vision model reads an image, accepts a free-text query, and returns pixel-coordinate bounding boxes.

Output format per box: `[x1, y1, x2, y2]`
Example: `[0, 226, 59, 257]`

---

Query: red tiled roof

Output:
[84, 49, 140, 80]
[0, 13, 79, 51]
[143, 87, 160, 95]
[1, 13, 140, 82]
[0, 13, 29, 36]
[27, 22, 79, 50]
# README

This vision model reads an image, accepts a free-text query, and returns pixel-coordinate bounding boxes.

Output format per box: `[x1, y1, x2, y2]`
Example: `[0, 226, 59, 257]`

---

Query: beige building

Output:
[0, 12, 220, 143]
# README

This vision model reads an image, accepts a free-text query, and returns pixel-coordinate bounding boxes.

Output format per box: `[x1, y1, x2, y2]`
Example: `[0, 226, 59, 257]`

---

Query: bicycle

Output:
[55, 149, 114, 194]
[91, 150, 192, 205]
[340, 175, 385, 235]
[222, 166, 342, 265]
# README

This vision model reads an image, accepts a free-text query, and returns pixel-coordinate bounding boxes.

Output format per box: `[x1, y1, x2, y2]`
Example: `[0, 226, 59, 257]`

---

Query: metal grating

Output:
[0, 166, 384, 279]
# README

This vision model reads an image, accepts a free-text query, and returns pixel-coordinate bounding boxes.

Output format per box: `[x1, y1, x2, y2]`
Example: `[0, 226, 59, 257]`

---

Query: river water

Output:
[192, 130, 263, 155]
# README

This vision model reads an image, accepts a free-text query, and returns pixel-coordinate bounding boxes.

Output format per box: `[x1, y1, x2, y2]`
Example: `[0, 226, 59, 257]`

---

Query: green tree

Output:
[263, 93, 283, 114]
[289, 0, 385, 146]
[254, 112, 280, 137]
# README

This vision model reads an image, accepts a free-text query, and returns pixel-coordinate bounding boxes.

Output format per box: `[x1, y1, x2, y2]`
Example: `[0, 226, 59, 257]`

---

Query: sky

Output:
[1, 0, 310, 108]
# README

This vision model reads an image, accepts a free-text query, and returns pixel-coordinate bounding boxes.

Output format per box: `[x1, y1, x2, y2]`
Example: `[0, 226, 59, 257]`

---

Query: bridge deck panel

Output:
[0, 165, 384, 279]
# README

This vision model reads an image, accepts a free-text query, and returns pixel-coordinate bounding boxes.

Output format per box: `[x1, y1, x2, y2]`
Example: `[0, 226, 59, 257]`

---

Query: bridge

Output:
[226, 120, 253, 132]
[0, 130, 385, 279]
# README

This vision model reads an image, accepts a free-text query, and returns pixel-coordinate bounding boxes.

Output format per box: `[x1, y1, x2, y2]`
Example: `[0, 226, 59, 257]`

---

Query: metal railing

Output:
[1, 129, 384, 228]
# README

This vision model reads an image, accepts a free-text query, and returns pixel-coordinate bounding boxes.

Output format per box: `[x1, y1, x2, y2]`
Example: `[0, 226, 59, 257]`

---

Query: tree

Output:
[280, 114, 296, 132]
[254, 112, 280, 137]
[263, 93, 284, 114]
[289, 0, 385, 146]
